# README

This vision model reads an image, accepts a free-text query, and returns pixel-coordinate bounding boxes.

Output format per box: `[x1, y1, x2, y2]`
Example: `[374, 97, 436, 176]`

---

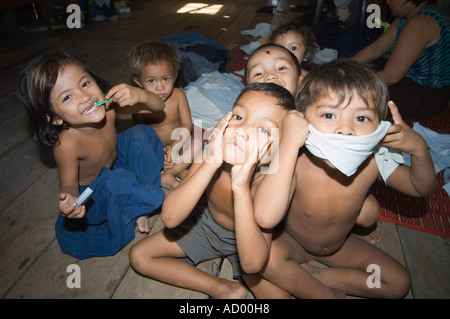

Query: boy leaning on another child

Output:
[244, 59, 436, 298]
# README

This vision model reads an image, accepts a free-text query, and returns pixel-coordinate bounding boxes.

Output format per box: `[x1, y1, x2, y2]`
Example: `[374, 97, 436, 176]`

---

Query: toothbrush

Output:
[92, 97, 113, 108]
[75, 187, 93, 209]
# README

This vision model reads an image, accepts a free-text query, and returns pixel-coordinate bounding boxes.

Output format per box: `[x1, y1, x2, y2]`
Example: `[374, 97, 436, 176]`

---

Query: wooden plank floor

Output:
[1, 0, 449, 300]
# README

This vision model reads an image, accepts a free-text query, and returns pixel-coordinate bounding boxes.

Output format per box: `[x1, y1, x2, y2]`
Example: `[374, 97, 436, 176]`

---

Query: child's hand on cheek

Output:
[204, 112, 232, 168]
[231, 136, 271, 193]
[381, 101, 427, 155]
[58, 192, 86, 218]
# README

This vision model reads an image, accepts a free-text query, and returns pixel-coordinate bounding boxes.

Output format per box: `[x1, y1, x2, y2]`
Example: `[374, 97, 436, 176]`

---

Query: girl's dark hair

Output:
[245, 43, 302, 81]
[18, 52, 110, 147]
[296, 59, 389, 120]
[235, 82, 296, 111]
[269, 22, 318, 64]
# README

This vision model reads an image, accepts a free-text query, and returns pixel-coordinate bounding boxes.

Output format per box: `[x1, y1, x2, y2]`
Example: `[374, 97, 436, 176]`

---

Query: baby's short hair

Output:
[269, 22, 318, 64]
[245, 43, 302, 81]
[235, 82, 296, 112]
[128, 41, 180, 78]
[296, 59, 389, 120]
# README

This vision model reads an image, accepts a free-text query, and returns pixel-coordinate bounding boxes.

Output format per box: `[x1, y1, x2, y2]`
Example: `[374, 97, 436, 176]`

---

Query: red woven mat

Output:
[227, 45, 248, 82]
[372, 171, 449, 238]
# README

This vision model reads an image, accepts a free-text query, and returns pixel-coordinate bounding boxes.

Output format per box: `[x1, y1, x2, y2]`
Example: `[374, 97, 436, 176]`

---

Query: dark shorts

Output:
[165, 201, 243, 279]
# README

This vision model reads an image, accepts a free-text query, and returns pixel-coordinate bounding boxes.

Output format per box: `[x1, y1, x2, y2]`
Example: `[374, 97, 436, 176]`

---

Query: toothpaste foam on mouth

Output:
[83, 104, 98, 115]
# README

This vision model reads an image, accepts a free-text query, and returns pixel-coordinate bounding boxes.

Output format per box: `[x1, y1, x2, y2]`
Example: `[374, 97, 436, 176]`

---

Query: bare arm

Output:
[232, 139, 272, 273]
[254, 110, 309, 229]
[53, 140, 86, 218]
[167, 90, 193, 154]
[352, 18, 398, 65]
[377, 15, 439, 85]
[353, 16, 439, 86]
[106, 83, 165, 113]
[382, 102, 436, 196]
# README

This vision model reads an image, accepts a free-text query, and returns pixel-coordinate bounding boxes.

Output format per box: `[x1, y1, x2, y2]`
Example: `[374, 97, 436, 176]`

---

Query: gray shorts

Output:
[165, 201, 243, 279]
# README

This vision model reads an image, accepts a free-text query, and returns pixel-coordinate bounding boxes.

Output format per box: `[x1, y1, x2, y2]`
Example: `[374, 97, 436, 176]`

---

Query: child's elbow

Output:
[379, 70, 401, 86]
[412, 179, 437, 198]
[160, 202, 178, 228]
[155, 100, 165, 112]
[241, 259, 265, 274]
[422, 180, 437, 196]
[255, 213, 276, 230]
[161, 211, 177, 228]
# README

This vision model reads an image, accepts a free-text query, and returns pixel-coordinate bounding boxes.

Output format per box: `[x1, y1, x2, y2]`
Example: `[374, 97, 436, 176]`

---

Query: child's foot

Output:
[214, 279, 248, 299]
[353, 223, 381, 244]
[136, 216, 150, 234]
[161, 172, 181, 190]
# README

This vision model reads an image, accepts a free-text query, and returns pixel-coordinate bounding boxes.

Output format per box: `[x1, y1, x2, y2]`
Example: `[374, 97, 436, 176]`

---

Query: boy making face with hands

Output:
[129, 83, 295, 298]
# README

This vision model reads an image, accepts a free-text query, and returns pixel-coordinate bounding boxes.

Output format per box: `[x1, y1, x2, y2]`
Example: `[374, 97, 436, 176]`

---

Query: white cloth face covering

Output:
[304, 121, 394, 177]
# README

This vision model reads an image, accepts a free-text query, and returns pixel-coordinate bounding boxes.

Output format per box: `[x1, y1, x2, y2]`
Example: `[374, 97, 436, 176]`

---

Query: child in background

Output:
[129, 41, 196, 190]
[269, 22, 318, 81]
[129, 83, 296, 299]
[246, 45, 382, 243]
[245, 43, 302, 96]
[248, 60, 436, 298]
[18, 52, 166, 259]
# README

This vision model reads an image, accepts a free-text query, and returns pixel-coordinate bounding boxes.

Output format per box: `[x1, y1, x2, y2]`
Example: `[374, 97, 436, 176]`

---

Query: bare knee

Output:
[385, 268, 411, 299]
[129, 242, 151, 274]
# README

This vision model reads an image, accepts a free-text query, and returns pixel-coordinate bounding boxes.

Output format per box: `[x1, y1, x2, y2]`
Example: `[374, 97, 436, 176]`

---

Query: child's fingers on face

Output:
[258, 136, 272, 161]
[248, 135, 271, 166]
[209, 113, 232, 142]
[218, 112, 232, 130]
[246, 140, 261, 165]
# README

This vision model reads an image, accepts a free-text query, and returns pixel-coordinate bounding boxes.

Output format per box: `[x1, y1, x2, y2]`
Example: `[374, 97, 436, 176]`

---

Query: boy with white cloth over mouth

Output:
[245, 59, 437, 298]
